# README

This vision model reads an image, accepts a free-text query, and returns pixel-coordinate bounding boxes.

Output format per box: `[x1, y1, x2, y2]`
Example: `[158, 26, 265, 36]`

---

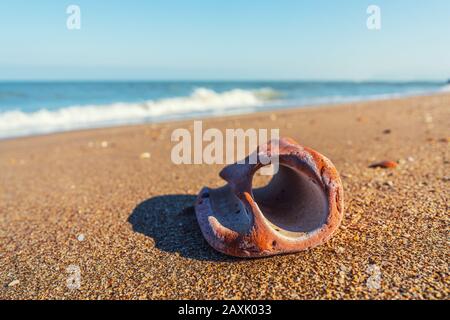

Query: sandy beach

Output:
[0, 93, 448, 300]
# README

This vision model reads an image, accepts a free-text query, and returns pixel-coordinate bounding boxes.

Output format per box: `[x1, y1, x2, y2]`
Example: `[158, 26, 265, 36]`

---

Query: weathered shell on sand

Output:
[195, 137, 344, 258]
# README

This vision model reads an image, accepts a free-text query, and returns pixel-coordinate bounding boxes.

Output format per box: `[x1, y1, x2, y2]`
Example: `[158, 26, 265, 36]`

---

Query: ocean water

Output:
[0, 81, 447, 139]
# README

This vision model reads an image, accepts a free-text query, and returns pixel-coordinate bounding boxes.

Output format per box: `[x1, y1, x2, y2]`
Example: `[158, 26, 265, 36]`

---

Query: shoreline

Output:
[0, 93, 448, 299]
[1, 90, 447, 143]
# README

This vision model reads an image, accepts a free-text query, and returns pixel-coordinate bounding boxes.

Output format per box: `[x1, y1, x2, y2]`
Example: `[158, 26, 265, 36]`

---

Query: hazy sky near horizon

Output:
[0, 0, 449, 81]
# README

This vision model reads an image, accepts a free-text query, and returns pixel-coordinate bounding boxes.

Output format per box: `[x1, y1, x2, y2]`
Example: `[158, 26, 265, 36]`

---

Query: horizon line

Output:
[0, 79, 447, 83]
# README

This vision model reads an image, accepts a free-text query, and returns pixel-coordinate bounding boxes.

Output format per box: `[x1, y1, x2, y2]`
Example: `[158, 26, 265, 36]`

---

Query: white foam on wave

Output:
[0, 87, 279, 139]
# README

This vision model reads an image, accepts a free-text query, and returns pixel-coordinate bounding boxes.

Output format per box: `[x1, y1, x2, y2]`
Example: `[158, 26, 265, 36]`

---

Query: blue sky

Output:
[0, 0, 449, 81]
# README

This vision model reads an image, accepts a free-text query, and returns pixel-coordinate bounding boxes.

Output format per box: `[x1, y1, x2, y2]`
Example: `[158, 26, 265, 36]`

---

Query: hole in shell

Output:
[253, 164, 329, 237]
[203, 163, 329, 239]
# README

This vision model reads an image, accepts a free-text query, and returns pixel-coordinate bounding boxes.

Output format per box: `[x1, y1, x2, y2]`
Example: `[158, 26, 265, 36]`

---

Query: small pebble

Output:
[369, 160, 398, 169]
[384, 181, 394, 188]
[8, 280, 20, 287]
[335, 247, 345, 254]
[140, 152, 151, 159]
[101, 141, 109, 148]
[77, 234, 85, 241]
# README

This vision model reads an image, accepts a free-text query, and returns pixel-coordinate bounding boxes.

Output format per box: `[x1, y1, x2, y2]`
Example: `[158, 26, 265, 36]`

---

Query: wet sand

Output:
[0, 94, 448, 299]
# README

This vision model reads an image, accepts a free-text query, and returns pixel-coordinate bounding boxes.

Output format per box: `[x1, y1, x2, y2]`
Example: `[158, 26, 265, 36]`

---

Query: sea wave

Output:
[0, 87, 279, 138]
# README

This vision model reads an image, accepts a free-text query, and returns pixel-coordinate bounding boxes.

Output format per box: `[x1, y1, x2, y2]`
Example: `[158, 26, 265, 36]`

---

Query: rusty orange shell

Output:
[195, 137, 344, 258]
